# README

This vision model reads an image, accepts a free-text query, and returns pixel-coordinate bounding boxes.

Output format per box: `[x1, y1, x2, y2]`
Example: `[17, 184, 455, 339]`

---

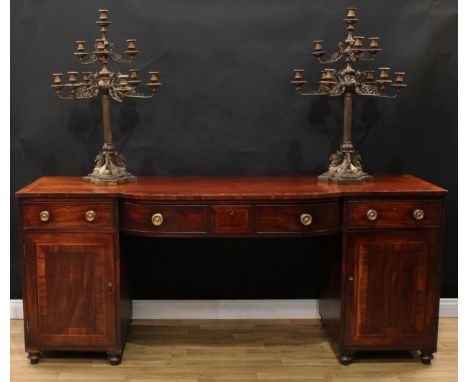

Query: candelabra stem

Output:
[343, 92, 352, 144]
[318, 91, 372, 184]
[102, 94, 113, 147]
[82, 94, 136, 185]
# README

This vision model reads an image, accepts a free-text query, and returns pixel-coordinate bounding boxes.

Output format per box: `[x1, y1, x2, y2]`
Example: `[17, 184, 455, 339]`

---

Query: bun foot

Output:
[339, 352, 354, 365]
[27, 352, 40, 364]
[107, 353, 122, 366]
[420, 352, 434, 365]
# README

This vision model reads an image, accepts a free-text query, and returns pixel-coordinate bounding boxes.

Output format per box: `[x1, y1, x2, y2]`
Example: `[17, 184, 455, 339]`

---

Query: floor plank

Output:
[10, 318, 457, 382]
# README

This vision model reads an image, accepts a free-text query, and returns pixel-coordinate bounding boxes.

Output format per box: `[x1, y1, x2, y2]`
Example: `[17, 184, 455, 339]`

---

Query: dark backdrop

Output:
[11, 0, 457, 299]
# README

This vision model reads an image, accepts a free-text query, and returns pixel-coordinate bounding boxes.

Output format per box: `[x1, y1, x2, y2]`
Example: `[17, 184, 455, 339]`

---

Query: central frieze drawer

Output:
[210, 205, 253, 234]
[256, 202, 341, 233]
[120, 203, 207, 234]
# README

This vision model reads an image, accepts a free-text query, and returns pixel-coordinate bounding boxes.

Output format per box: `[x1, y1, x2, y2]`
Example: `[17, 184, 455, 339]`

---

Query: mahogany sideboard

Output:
[15, 175, 447, 366]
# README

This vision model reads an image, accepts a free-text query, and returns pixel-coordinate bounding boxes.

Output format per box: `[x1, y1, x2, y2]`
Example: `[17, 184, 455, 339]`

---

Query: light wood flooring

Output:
[11, 318, 457, 382]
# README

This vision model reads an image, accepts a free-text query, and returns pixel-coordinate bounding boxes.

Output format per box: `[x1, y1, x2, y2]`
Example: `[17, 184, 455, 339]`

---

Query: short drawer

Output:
[22, 201, 115, 229]
[347, 199, 442, 228]
[120, 202, 207, 234]
[210, 205, 253, 234]
[256, 202, 341, 234]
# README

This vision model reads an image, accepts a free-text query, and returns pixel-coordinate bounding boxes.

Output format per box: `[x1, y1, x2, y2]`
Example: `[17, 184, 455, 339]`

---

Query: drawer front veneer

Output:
[22, 201, 115, 229]
[347, 199, 442, 229]
[120, 202, 207, 234]
[256, 202, 341, 234]
[210, 205, 253, 234]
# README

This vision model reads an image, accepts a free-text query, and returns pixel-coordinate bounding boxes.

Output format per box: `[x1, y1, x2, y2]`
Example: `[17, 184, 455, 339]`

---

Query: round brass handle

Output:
[39, 210, 50, 222]
[300, 213, 313, 226]
[85, 210, 96, 222]
[413, 209, 425, 221]
[367, 209, 378, 221]
[151, 213, 164, 226]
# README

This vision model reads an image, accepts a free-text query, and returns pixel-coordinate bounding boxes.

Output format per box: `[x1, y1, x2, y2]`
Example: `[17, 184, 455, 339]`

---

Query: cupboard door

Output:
[24, 232, 116, 348]
[345, 231, 439, 348]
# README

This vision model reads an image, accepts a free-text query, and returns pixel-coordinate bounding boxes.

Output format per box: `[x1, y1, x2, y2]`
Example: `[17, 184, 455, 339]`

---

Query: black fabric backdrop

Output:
[11, 0, 457, 299]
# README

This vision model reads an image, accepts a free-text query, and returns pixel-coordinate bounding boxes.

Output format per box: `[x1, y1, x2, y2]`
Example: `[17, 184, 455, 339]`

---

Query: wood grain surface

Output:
[15, 175, 447, 201]
[10, 318, 457, 381]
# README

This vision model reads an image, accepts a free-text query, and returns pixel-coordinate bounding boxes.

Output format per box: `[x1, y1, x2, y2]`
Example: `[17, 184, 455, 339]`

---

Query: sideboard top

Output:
[15, 175, 447, 201]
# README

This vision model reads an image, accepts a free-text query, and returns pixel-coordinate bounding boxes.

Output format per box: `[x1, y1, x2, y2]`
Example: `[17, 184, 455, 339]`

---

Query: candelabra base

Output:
[83, 146, 136, 185]
[318, 145, 372, 184]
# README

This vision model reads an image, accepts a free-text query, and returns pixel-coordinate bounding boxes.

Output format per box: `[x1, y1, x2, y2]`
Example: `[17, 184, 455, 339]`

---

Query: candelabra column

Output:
[83, 93, 136, 185]
[102, 94, 113, 149]
[318, 91, 372, 184]
[343, 92, 352, 146]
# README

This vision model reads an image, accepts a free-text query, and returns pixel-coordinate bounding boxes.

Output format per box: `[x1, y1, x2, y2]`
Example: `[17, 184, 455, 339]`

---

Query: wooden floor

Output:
[11, 318, 457, 382]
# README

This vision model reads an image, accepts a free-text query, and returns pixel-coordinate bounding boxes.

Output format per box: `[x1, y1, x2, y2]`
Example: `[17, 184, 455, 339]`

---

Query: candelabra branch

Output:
[317, 51, 344, 64]
[295, 83, 345, 97]
[109, 44, 134, 63]
[124, 89, 158, 99]
[356, 50, 377, 61]
[79, 53, 98, 64]
[108, 88, 124, 102]
[355, 82, 403, 99]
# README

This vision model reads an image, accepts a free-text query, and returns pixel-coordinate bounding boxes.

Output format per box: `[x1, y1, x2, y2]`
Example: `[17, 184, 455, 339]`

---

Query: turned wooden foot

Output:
[107, 353, 122, 366]
[420, 352, 434, 365]
[27, 352, 40, 364]
[320, 317, 326, 327]
[339, 352, 354, 365]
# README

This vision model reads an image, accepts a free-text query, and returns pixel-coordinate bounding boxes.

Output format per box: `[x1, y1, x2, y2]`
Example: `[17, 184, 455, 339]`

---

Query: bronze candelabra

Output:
[291, 7, 406, 184]
[51, 9, 161, 185]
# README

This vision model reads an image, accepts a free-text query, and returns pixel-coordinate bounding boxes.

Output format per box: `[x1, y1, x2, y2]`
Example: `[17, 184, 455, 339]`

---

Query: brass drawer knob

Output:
[85, 210, 96, 222]
[413, 209, 425, 221]
[367, 209, 378, 221]
[300, 213, 313, 226]
[39, 210, 50, 222]
[151, 213, 164, 226]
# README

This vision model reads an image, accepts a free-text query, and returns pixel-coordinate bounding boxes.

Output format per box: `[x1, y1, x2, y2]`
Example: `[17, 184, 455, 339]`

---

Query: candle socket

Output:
[51, 73, 64, 91]
[323, 68, 336, 80]
[353, 36, 364, 51]
[128, 69, 141, 86]
[365, 70, 375, 82]
[76, 41, 86, 51]
[313, 40, 324, 51]
[346, 7, 357, 18]
[53, 73, 63, 84]
[148, 71, 159, 82]
[98, 9, 108, 21]
[379, 67, 390, 78]
[117, 74, 128, 88]
[394, 72, 405, 83]
[82, 71, 93, 85]
[147, 71, 162, 91]
[344, 7, 358, 30]
[96, 9, 110, 28]
[67, 71, 78, 83]
[291, 69, 306, 88]
[126, 39, 138, 56]
[368, 37, 381, 54]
